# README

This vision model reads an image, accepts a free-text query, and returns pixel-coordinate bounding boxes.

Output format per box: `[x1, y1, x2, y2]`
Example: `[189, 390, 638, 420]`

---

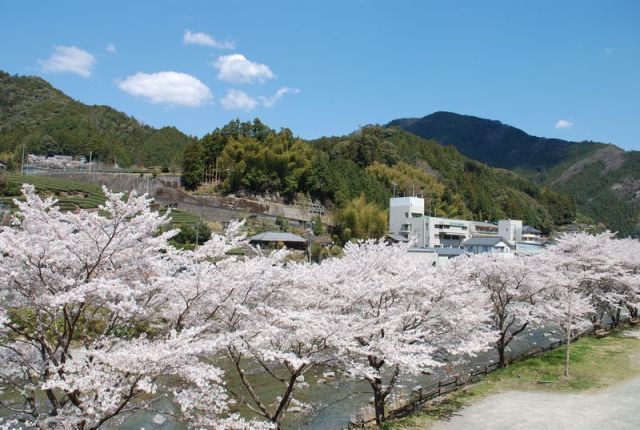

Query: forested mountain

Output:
[389, 112, 640, 236]
[185, 119, 576, 234]
[0, 71, 193, 168]
[0, 72, 578, 236]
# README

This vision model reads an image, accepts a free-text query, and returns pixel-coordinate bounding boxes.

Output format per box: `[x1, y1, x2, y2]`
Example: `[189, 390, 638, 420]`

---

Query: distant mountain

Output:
[306, 126, 576, 234]
[388, 112, 640, 236]
[388, 112, 604, 171]
[185, 119, 576, 234]
[0, 71, 193, 168]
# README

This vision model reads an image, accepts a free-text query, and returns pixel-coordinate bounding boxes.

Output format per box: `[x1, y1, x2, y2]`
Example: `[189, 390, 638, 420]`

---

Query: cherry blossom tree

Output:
[605, 236, 640, 322]
[0, 186, 265, 430]
[163, 242, 344, 429]
[451, 253, 545, 368]
[536, 233, 599, 378]
[314, 240, 495, 426]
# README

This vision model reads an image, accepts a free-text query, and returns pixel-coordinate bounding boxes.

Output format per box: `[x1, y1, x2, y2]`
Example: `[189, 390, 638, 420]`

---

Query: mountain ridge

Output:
[388, 111, 640, 236]
[0, 70, 193, 169]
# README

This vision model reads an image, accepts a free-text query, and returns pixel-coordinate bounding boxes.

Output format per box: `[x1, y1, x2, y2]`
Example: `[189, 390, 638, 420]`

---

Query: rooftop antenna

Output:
[412, 184, 415, 197]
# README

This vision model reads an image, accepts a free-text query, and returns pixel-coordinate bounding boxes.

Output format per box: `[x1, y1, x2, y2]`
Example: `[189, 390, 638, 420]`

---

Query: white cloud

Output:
[554, 119, 574, 129]
[106, 43, 117, 54]
[183, 30, 235, 49]
[604, 47, 614, 54]
[221, 89, 258, 111]
[259, 87, 301, 107]
[214, 54, 275, 84]
[39, 45, 96, 77]
[117, 71, 213, 107]
[220, 86, 301, 110]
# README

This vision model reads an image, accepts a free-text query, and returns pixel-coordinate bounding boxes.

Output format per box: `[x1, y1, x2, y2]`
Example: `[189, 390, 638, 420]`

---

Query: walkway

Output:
[435, 329, 640, 430]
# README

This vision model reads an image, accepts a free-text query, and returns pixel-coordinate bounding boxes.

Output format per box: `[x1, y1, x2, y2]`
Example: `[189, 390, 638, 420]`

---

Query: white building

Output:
[388, 196, 543, 262]
[390, 196, 505, 249]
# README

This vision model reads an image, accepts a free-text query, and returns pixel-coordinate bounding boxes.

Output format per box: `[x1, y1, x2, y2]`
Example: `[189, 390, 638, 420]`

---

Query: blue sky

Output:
[1, 0, 639, 150]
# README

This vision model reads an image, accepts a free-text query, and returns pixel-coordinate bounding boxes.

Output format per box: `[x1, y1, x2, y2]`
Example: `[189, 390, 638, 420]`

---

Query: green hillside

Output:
[185, 120, 576, 235]
[0, 71, 193, 169]
[389, 112, 640, 236]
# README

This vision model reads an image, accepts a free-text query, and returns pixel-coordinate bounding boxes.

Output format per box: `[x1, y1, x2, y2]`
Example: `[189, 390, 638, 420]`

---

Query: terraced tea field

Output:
[1, 174, 204, 227]
[1, 173, 106, 210]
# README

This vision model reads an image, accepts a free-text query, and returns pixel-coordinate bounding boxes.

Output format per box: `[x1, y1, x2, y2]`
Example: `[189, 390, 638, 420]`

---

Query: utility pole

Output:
[21, 144, 25, 174]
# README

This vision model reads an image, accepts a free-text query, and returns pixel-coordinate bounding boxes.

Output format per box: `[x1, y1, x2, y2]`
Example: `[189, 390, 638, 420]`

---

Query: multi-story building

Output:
[388, 196, 542, 260]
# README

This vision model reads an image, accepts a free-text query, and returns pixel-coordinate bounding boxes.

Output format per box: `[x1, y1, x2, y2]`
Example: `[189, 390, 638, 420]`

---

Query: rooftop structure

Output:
[248, 231, 308, 250]
[463, 237, 514, 254]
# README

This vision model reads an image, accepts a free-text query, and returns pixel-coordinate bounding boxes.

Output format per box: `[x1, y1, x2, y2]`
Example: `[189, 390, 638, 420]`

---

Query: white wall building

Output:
[498, 219, 522, 243]
[388, 196, 543, 262]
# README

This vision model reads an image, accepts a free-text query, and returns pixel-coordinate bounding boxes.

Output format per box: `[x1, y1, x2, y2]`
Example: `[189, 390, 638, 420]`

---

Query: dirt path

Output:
[434, 375, 640, 429]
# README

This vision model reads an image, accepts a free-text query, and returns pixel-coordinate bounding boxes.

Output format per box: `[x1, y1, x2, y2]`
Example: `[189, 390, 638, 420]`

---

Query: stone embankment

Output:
[38, 172, 331, 226]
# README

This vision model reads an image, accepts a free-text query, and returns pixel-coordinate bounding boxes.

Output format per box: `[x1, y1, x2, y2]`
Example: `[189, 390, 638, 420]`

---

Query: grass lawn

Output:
[386, 329, 640, 429]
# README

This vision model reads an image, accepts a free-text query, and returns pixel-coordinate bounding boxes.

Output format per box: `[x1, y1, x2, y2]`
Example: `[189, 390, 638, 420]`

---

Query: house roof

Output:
[249, 231, 307, 243]
[463, 237, 513, 248]
[522, 225, 542, 234]
[409, 247, 466, 256]
[386, 233, 409, 243]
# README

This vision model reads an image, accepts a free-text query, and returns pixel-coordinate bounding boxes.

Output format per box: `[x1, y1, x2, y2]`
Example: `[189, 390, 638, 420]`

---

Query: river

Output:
[119, 325, 563, 429]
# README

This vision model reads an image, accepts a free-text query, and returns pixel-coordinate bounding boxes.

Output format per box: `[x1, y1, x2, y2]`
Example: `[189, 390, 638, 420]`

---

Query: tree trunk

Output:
[564, 287, 573, 379]
[372, 378, 386, 426]
[496, 332, 507, 368]
[272, 370, 301, 429]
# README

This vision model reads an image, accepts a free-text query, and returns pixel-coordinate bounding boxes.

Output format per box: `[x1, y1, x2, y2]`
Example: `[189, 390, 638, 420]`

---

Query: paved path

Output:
[435, 329, 640, 430]
[433, 377, 640, 430]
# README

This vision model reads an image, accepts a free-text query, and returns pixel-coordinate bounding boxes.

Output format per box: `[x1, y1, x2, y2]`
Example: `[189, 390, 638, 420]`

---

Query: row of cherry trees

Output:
[1, 187, 638, 429]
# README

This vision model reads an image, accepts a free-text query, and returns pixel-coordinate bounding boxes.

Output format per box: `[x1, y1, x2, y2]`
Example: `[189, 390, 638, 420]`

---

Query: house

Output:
[462, 237, 514, 254]
[248, 231, 308, 250]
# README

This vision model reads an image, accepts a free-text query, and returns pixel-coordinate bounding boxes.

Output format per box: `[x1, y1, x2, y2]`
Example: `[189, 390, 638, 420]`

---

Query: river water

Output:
[120, 326, 563, 430]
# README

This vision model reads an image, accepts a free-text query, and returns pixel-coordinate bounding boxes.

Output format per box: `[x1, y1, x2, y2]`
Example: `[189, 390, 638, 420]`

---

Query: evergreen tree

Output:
[181, 139, 204, 190]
